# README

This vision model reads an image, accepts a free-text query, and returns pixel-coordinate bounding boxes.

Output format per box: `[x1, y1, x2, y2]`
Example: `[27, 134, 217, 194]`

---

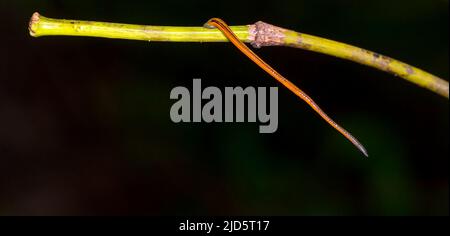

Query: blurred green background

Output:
[0, 0, 448, 215]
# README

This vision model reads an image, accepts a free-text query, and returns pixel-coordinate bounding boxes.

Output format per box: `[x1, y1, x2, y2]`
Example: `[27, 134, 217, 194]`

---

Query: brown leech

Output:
[204, 18, 368, 157]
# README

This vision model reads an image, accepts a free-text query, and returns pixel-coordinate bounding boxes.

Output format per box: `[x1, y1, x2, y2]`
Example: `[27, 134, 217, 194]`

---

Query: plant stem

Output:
[280, 28, 449, 99]
[29, 12, 250, 42]
[29, 12, 448, 98]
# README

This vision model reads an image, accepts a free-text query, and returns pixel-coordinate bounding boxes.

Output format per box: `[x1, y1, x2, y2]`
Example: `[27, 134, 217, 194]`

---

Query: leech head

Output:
[203, 18, 219, 29]
[203, 22, 215, 29]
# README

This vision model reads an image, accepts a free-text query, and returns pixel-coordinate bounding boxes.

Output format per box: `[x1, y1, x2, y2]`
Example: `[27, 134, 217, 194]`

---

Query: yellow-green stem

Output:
[282, 30, 449, 98]
[29, 12, 448, 98]
[29, 12, 250, 42]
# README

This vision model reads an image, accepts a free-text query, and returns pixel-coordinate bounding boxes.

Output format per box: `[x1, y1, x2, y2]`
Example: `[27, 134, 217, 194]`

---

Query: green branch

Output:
[29, 12, 449, 98]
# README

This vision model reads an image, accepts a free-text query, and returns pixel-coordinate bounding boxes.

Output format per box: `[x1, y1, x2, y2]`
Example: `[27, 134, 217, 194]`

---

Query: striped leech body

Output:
[204, 18, 368, 157]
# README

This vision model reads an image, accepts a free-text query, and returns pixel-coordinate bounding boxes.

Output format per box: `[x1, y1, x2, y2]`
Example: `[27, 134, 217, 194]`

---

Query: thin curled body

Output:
[204, 18, 368, 157]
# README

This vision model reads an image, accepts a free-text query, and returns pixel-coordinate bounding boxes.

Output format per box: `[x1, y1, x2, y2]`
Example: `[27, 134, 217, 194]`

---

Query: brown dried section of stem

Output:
[248, 21, 286, 48]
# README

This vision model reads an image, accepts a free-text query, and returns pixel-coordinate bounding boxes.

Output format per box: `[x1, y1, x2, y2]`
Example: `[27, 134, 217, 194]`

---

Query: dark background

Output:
[0, 0, 448, 215]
